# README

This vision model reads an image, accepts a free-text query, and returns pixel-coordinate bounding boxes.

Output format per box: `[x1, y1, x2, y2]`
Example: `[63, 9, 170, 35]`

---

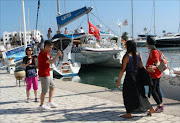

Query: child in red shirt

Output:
[38, 40, 62, 110]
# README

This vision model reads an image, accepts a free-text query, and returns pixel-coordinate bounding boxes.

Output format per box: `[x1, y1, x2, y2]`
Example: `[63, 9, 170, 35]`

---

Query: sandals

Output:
[147, 108, 155, 116]
[120, 114, 132, 118]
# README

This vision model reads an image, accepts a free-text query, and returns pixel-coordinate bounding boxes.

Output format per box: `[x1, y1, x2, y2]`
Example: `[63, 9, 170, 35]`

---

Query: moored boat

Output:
[154, 33, 180, 47]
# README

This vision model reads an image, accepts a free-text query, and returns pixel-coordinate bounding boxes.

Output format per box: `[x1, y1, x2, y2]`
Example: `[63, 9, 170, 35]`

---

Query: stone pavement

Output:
[0, 70, 180, 123]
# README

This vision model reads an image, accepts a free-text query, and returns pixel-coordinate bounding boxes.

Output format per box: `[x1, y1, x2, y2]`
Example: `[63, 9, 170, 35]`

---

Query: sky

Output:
[0, 0, 180, 39]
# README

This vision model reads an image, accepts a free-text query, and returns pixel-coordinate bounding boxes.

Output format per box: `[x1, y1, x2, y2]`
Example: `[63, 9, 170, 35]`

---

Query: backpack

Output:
[150, 50, 167, 72]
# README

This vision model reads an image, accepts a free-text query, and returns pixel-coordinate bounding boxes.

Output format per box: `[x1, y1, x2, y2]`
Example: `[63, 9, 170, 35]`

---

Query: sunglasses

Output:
[28, 50, 33, 51]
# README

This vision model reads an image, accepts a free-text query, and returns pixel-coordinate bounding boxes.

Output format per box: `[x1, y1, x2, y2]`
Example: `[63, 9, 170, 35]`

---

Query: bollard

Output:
[8, 64, 15, 74]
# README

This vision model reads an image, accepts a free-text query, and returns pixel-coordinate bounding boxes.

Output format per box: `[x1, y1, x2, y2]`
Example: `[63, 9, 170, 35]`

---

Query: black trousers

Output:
[151, 78, 163, 105]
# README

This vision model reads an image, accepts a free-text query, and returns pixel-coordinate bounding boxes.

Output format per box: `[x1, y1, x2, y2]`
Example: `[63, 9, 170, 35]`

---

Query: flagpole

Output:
[153, 0, 156, 35]
[131, 0, 134, 39]
[21, 0, 27, 49]
[57, 0, 61, 34]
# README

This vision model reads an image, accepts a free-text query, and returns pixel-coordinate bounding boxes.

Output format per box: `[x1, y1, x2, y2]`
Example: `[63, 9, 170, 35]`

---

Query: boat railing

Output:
[168, 58, 180, 77]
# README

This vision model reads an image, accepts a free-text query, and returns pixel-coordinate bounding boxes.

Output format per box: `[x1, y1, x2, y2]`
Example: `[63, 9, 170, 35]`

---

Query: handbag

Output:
[27, 69, 37, 77]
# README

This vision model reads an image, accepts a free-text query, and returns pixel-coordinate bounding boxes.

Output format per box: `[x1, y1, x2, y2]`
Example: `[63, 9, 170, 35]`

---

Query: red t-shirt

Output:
[38, 50, 52, 77]
[146, 50, 162, 79]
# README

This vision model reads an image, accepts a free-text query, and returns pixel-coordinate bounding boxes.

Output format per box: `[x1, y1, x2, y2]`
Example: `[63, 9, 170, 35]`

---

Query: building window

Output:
[5, 35, 7, 37]
[9, 35, 12, 37]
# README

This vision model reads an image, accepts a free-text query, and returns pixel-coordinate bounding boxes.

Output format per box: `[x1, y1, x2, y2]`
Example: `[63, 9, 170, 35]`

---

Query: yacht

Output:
[135, 34, 156, 47]
[154, 33, 180, 47]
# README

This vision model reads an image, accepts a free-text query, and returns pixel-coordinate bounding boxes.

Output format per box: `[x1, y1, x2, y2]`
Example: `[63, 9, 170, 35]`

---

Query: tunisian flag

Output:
[88, 21, 99, 38]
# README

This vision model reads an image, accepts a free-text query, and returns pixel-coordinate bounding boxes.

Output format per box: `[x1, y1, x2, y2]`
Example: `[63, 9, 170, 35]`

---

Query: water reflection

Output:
[78, 65, 125, 90]
[54, 47, 180, 98]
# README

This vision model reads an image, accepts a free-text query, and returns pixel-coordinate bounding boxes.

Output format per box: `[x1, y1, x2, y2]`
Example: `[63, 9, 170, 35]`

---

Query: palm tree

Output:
[163, 30, 166, 36]
[144, 28, 147, 34]
[122, 32, 128, 41]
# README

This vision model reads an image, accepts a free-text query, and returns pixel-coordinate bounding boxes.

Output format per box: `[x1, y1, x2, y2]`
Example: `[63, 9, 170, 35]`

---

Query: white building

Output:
[3, 30, 42, 46]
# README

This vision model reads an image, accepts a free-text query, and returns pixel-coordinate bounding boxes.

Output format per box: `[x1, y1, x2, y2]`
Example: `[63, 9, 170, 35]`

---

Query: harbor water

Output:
[77, 47, 180, 90]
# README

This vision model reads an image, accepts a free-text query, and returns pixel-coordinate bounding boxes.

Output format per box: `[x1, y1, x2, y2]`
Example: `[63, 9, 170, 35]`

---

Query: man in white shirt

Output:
[78, 27, 85, 34]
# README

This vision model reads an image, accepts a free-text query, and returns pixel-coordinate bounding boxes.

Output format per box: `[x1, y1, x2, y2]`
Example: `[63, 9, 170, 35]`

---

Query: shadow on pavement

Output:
[0, 103, 144, 121]
[54, 90, 111, 98]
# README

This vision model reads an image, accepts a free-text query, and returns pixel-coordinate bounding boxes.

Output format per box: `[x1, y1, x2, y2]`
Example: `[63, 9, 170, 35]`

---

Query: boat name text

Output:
[61, 13, 71, 21]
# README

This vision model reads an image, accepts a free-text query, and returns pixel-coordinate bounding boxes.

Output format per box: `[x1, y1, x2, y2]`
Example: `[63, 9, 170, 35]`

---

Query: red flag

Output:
[88, 21, 99, 38]
[123, 19, 128, 26]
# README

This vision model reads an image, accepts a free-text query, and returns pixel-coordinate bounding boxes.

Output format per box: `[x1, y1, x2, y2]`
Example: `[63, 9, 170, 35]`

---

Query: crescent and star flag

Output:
[123, 19, 128, 26]
[88, 21, 100, 38]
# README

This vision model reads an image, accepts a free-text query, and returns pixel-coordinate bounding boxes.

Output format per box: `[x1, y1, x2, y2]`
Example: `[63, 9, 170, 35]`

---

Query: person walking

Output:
[38, 40, 62, 110]
[38, 35, 45, 50]
[78, 27, 85, 34]
[116, 40, 154, 118]
[22, 47, 38, 103]
[47, 28, 52, 40]
[146, 37, 164, 112]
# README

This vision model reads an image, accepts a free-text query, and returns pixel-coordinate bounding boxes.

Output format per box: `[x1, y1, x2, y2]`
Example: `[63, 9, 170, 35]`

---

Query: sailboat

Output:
[0, 0, 29, 70]
[52, 3, 125, 68]
[161, 59, 180, 100]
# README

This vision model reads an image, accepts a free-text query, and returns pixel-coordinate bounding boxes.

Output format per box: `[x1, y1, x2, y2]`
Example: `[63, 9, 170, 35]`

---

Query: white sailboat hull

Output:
[160, 68, 180, 101]
[72, 48, 123, 65]
[52, 62, 81, 77]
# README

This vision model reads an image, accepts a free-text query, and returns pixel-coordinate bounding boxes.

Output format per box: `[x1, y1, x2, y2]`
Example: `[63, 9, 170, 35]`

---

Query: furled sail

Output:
[56, 6, 92, 28]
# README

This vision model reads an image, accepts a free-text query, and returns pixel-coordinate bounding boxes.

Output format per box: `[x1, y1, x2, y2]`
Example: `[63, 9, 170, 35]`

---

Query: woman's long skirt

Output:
[123, 72, 152, 113]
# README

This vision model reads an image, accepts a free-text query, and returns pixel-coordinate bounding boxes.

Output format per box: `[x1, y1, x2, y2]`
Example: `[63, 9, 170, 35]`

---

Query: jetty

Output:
[0, 69, 179, 122]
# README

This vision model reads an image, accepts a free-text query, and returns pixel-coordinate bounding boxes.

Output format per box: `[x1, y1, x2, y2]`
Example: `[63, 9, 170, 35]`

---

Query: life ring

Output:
[62, 63, 70, 66]
[61, 63, 70, 73]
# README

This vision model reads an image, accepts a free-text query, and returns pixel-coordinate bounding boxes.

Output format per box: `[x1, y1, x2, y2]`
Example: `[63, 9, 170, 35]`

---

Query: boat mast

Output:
[28, 8, 30, 44]
[21, 0, 27, 49]
[178, 0, 180, 33]
[131, 0, 134, 39]
[57, 0, 61, 33]
[153, 0, 156, 35]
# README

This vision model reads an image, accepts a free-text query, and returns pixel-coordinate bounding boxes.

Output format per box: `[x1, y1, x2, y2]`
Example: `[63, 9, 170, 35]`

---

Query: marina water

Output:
[56, 47, 180, 98]
[78, 47, 180, 90]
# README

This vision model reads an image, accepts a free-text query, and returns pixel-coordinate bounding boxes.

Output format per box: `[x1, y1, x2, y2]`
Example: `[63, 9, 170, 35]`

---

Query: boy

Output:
[38, 40, 62, 110]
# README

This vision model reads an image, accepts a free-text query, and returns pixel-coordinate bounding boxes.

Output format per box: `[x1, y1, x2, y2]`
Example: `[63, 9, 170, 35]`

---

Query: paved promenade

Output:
[0, 70, 180, 123]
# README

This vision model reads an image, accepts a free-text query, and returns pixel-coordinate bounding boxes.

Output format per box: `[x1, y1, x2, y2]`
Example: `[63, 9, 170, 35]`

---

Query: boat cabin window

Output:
[53, 39, 71, 50]
[62, 39, 71, 50]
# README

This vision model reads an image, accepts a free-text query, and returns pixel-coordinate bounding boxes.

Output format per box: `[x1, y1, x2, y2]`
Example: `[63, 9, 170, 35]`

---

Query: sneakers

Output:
[47, 102, 58, 108]
[26, 98, 30, 103]
[155, 105, 164, 113]
[39, 105, 51, 110]
[35, 98, 38, 102]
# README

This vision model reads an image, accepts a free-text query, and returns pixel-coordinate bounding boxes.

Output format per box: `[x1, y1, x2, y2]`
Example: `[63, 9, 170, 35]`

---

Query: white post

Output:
[19, 16, 22, 46]
[28, 8, 30, 44]
[117, 21, 122, 48]
[22, 0, 27, 49]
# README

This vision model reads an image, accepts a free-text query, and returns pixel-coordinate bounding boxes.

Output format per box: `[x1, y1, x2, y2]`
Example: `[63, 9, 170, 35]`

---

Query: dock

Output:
[0, 70, 180, 122]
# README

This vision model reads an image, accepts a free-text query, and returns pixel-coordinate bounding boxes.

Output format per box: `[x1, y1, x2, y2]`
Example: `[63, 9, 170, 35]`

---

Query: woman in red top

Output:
[146, 37, 164, 112]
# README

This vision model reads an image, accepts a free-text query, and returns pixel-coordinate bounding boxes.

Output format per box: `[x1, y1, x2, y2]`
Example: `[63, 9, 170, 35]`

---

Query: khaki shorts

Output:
[39, 76, 55, 93]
